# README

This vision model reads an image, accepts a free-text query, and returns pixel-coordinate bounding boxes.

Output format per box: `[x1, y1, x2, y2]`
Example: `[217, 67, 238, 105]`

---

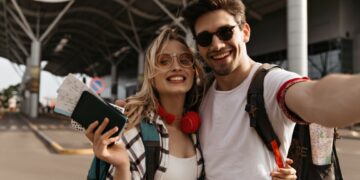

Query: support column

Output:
[20, 57, 30, 115]
[110, 63, 118, 101]
[287, 0, 308, 76]
[10, 0, 74, 118]
[354, 33, 360, 73]
[29, 40, 41, 118]
[137, 51, 145, 87]
[185, 29, 195, 49]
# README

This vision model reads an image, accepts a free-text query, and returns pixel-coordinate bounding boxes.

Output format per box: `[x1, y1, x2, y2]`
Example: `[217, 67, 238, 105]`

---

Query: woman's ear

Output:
[151, 78, 156, 89]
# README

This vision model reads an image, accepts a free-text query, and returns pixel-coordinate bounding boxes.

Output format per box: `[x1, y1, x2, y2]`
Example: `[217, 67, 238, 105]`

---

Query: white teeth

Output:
[169, 76, 184, 81]
[213, 52, 230, 59]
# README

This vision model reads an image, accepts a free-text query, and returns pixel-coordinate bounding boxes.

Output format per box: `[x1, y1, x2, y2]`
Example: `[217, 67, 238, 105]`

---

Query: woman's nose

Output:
[170, 58, 182, 71]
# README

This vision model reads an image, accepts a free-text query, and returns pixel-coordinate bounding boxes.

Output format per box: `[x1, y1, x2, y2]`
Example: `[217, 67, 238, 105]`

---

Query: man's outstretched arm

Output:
[285, 73, 360, 127]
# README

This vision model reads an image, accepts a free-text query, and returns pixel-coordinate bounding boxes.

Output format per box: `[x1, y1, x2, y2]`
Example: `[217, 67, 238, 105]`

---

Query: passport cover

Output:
[71, 91, 127, 137]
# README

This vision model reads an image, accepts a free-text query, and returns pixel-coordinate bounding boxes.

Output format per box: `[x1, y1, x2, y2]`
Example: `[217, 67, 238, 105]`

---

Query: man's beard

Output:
[212, 64, 233, 76]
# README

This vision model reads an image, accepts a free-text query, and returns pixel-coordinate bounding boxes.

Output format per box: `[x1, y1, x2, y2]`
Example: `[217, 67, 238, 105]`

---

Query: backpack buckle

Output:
[245, 104, 258, 118]
[245, 104, 258, 127]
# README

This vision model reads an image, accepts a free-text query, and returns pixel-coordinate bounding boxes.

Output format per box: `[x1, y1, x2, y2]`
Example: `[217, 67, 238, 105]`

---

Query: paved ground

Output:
[336, 128, 360, 180]
[337, 138, 360, 180]
[25, 113, 92, 150]
[0, 112, 360, 179]
[0, 113, 93, 180]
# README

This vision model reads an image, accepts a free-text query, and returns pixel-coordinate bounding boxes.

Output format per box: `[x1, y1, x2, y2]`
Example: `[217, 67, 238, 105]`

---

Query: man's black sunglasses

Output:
[194, 24, 239, 47]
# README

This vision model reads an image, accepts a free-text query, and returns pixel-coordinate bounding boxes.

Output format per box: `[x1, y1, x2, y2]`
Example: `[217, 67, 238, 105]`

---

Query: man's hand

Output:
[270, 159, 297, 180]
[115, 99, 127, 108]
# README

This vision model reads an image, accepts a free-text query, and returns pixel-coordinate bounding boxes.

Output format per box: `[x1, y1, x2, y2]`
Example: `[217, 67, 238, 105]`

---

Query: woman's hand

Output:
[270, 159, 297, 180]
[85, 118, 130, 170]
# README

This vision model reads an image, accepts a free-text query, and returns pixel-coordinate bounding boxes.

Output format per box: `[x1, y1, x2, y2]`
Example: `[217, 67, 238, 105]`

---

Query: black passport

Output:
[71, 91, 127, 137]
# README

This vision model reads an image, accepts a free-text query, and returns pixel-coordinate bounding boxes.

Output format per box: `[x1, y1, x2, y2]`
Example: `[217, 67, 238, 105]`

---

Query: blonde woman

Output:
[86, 28, 206, 180]
[85, 27, 297, 180]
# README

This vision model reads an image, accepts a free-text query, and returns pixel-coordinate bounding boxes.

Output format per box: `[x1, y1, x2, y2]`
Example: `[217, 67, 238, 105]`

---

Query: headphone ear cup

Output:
[180, 111, 201, 134]
[157, 105, 176, 124]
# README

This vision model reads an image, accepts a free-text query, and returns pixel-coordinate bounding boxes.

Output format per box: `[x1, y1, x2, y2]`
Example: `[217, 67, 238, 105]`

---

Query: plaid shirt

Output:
[107, 113, 205, 180]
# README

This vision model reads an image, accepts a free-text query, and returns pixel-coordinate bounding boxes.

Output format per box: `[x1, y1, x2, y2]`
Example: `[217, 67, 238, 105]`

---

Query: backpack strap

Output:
[332, 130, 343, 180]
[87, 120, 161, 180]
[87, 154, 110, 180]
[140, 120, 161, 180]
[245, 63, 284, 168]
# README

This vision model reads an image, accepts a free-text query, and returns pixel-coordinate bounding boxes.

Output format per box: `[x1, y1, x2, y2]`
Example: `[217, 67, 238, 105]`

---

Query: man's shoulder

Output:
[265, 67, 301, 84]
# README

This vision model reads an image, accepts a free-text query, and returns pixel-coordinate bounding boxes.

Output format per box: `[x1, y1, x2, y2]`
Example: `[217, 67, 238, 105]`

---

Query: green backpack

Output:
[87, 120, 160, 180]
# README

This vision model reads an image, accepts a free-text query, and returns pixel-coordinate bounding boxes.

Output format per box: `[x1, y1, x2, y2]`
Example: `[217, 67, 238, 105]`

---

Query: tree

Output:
[0, 84, 20, 108]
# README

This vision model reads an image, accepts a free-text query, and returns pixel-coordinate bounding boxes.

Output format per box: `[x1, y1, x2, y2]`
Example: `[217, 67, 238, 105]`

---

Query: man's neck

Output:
[215, 57, 255, 91]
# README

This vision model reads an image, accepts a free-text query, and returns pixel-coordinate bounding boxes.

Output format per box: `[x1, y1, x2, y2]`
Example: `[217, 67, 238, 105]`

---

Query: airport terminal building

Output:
[0, 0, 359, 117]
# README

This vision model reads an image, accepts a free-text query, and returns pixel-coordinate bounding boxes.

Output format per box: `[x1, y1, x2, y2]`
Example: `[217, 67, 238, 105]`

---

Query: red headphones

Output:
[157, 105, 201, 134]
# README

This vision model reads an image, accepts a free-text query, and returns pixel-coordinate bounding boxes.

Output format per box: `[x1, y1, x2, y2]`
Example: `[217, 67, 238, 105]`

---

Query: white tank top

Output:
[162, 155, 197, 180]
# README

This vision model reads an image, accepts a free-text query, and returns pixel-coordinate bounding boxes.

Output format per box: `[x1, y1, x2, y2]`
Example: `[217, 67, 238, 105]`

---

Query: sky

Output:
[0, 57, 65, 105]
[0, 57, 23, 91]
[0, 57, 99, 105]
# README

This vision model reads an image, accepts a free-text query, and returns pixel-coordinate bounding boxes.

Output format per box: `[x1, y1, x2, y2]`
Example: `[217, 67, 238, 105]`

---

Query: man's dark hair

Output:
[182, 0, 247, 37]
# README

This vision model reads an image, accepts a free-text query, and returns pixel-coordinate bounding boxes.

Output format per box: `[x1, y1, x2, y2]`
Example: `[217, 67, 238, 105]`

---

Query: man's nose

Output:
[209, 35, 226, 51]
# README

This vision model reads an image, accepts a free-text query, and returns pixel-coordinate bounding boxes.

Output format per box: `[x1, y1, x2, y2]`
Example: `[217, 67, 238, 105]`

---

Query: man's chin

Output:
[213, 68, 232, 76]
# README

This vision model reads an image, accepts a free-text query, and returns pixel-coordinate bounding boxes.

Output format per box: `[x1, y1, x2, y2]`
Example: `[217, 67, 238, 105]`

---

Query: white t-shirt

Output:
[199, 63, 302, 180]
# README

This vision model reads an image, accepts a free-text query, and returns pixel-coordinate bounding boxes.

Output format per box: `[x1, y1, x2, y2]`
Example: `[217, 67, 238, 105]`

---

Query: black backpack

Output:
[87, 120, 160, 180]
[245, 64, 343, 180]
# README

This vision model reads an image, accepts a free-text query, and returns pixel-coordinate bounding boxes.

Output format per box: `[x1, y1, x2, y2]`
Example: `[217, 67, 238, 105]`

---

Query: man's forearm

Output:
[286, 73, 360, 127]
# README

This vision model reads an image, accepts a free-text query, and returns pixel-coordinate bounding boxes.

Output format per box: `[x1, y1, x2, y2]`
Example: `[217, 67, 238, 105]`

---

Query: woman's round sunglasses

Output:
[194, 24, 239, 47]
[155, 53, 194, 69]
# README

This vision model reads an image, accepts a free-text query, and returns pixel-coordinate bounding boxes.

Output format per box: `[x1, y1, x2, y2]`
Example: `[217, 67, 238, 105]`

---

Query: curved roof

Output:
[0, 0, 285, 77]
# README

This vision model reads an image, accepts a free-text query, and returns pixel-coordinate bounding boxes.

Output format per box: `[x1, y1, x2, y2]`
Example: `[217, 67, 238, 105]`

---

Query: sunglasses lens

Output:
[156, 53, 194, 69]
[195, 25, 236, 47]
[196, 32, 212, 47]
[217, 26, 234, 41]
[156, 54, 172, 68]
[179, 53, 194, 67]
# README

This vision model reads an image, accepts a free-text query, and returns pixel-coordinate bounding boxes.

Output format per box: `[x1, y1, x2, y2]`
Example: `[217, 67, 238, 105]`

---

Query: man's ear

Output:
[242, 23, 251, 43]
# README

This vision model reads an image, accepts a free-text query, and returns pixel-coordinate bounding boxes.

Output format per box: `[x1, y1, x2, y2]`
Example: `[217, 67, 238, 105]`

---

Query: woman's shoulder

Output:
[122, 126, 141, 141]
[121, 126, 146, 157]
[122, 115, 161, 142]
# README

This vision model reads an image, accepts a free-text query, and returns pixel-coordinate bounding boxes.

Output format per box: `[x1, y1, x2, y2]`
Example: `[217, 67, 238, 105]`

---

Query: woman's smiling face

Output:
[153, 39, 195, 96]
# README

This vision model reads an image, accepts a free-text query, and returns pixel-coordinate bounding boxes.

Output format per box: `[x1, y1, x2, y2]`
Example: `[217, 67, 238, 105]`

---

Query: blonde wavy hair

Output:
[124, 27, 206, 129]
